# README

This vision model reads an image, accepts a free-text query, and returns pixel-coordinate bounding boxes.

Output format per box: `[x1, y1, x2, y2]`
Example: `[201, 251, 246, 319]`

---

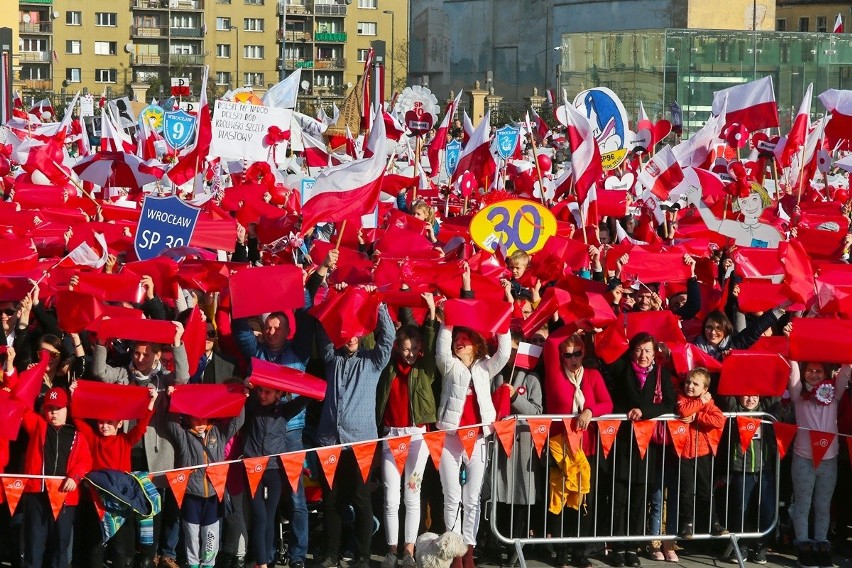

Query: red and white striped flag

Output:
[834, 13, 844, 34]
[452, 110, 496, 188]
[515, 342, 543, 370]
[60, 232, 109, 269]
[427, 90, 463, 177]
[637, 145, 684, 200]
[778, 82, 812, 168]
[302, 130, 330, 169]
[562, 99, 602, 205]
[711, 76, 778, 132]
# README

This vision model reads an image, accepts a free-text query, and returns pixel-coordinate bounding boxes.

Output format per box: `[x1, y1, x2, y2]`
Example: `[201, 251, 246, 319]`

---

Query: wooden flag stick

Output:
[335, 220, 347, 250]
[412, 136, 422, 202]
[529, 136, 547, 206]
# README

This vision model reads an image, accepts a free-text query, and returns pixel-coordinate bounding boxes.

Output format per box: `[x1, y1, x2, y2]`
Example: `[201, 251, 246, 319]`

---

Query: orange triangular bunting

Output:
[562, 420, 583, 456]
[596, 420, 620, 459]
[773, 422, 798, 459]
[352, 441, 378, 483]
[633, 420, 656, 459]
[205, 463, 230, 502]
[457, 427, 480, 459]
[706, 425, 724, 456]
[387, 436, 411, 476]
[243, 457, 269, 498]
[1, 477, 27, 516]
[526, 417, 551, 458]
[45, 478, 67, 520]
[423, 430, 446, 469]
[165, 468, 193, 508]
[493, 418, 516, 457]
[279, 451, 306, 493]
[667, 421, 690, 458]
[809, 430, 836, 469]
[737, 417, 761, 454]
[315, 446, 343, 489]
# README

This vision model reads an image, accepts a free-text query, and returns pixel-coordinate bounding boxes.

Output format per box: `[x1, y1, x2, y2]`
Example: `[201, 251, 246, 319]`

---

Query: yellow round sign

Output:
[469, 199, 557, 255]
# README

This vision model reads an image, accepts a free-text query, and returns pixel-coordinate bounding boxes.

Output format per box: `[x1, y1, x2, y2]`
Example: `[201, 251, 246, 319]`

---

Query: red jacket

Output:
[675, 394, 725, 459]
[22, 410, 92, 506]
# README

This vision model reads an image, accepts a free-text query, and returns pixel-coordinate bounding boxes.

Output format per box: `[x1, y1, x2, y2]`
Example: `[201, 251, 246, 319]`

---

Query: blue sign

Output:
[163, 109, 197, 149]
[445, 139, 461, 176]
[495, 125, 520, 160]
[299, 177, 316, 203]
[134, 196, 201, 260]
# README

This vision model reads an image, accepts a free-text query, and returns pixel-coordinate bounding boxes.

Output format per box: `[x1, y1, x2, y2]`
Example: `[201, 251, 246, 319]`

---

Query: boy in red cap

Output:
[20, 386, 92, 568]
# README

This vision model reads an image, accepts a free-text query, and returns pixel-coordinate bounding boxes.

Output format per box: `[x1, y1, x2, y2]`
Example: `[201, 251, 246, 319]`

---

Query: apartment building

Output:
[14, 0, 407, 104]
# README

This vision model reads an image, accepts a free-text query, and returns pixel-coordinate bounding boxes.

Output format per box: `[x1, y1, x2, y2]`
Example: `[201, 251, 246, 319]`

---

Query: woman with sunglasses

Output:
[692, 303, 791, 363]
[543, 331, 613, 568]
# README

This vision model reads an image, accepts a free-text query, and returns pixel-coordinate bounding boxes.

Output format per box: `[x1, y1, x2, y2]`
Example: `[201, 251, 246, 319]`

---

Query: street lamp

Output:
[229, 24, 240, 87]
[383, 10, 395, 92]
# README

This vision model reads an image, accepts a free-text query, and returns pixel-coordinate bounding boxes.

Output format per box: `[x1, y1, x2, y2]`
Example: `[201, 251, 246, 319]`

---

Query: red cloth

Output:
[383, 362, 412, 428]
[459, 386, 481, 427]
[73, 409, 152, 471]
[20, 410, 92, 505]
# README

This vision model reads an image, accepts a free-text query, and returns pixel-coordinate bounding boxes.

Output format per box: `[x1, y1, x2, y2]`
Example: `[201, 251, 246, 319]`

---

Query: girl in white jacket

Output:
[435, 323, 512, 568]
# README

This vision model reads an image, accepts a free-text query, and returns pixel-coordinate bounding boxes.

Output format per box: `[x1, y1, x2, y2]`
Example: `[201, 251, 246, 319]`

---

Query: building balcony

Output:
[129, 0, 204, 9]
[19, 22, 52, 34]
[131, 25, 170, 37]
[22, 79, 53, 90]
[278, 1, 308, 16]
[20, 0, 52, 5]
[312, 3, 345, 17]
[133, 53, 169, 65]
[170, 53, 205, 65]
[170, 27, 203, 38]
[314, 57, 344, 70]
[314, 32, 346, 42]
[277, 29, 311, 42]
[168, 0, 205, 10]
[19, 51, 51, 63]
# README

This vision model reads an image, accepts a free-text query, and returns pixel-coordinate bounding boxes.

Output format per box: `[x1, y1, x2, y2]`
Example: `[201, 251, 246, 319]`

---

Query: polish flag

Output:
[427, 90, 463, 178]
[529, 106, 550, 141]
[711, 76, 779, 132]
[300, 108, 387, 232]
[818, 88, 852, 148]
[168, 66, 212, 186]
[637, 145, 684, 200]
[452, 110, 497, 188]
[100, 106, 135, 154]
[462, 110, 474, 145]
[636, 100, 653, 134]
[778, 83, 812, 168]
[302, 130, 329, 169]
[515, 342, 543, 370]
[834, 14, 844, 34]
[562, 99, 602, 204]
[60, 232, 109, 269]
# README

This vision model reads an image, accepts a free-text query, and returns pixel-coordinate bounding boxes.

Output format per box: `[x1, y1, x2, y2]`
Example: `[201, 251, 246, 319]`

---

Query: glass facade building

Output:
[558, 28, 852, 136]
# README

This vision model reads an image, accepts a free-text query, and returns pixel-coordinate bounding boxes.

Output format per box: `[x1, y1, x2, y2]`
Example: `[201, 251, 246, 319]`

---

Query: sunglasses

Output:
[704, 325, 724, 332]
[2, 308, 16, 316]
[45, 349, 61, 360]
[561, 351, 584, 359]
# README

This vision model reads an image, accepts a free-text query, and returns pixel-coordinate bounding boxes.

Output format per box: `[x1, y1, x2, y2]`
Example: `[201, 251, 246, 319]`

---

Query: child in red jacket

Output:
[675, 367, 727, 538]
[21, 386, 92, 568]
[71, 381, 158, 568]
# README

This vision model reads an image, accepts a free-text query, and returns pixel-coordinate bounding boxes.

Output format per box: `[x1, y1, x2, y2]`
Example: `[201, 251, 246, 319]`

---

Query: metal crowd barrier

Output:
[486, 413, 780, 568]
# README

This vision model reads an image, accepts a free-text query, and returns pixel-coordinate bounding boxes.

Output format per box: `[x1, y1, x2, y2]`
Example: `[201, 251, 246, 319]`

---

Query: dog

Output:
[414, 531, 468, 568]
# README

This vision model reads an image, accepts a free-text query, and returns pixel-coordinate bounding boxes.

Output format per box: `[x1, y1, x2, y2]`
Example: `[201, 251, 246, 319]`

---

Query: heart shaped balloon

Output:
[604, 172, 636, 191]
[653, 120, 672, 145]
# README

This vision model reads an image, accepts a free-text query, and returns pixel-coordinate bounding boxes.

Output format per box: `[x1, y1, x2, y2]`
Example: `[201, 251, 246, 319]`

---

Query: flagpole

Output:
[335, 219, 347, 250]
[51, 160, 100, 208]
[796, 145, 807, 205]
[528, 135, 547, 206]
[413, 136, 421, 202]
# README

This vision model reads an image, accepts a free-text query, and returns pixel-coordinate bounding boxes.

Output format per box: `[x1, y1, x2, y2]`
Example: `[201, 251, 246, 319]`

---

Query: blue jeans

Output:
[728, 469, 776, 540]
[156, 488, 180, 560]
[648, 463, 679, 536]
[284, 429, 309, 563]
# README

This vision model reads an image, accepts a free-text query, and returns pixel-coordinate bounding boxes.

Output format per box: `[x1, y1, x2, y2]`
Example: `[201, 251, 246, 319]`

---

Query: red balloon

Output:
[513, 172, 535, 194]
[834, 189, 849, 203]
[536, 153, 552, 172]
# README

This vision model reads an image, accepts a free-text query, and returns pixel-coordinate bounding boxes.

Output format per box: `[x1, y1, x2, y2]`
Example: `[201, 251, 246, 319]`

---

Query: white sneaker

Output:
[381, 553, 398, 568]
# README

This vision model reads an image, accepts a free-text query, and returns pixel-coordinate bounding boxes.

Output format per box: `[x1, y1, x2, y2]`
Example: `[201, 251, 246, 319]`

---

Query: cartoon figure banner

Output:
[572, 87, 630, 171]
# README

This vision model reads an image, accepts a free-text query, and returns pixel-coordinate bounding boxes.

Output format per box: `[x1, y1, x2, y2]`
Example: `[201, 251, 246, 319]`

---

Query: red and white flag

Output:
[818, 88, 852, 147]
[60, 232, 109, 269]
[834, 13, 844, 34]
[168, 66, 212, 186]
[637, 145, 684, 200]
[529, 106, 550, 141]
[562, 99, 602, 205]
[427, 90, 463, 178]
[452, 110, 496, 187]
[302, 130, 330, 169]
[300, 107, 387, 232]
[711, 76, 778, 132]
[778, 82, 812, 168]
[361, 48, 374, 132]
[462, 110, 474, 145]
[515, 342, 543, 370]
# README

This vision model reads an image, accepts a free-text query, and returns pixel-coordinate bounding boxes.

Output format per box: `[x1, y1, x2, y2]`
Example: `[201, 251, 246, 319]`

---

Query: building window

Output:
[776, 19, 786, 32]
[95, 13, 117, 27]
[244, 0, 264, 4]
[244, 72, 264, 86]
[358, 0, 377, 8]
[216, 71, 232, 86]
[244, 18, 264, 32]
[171, 14, 198, 28]
[95, 68, 117, 83]
[216, 17, 232, 30]
[66, 68, 81, 83]
[799, 17, 809, 32]
[171, 43, 197, 55]
[21, 38, 48, 52]
[21, 65, 49, 80]
[817, 16, 827, 33]
[244, 45, 264, 59]
[94, 41, 117, 56]
[357, 22, 376, 36]
[66, 11, 81, 26]
[357, 48, 370, 62]
[216, 44, 231, 58]
[66, 40, 82, 55]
